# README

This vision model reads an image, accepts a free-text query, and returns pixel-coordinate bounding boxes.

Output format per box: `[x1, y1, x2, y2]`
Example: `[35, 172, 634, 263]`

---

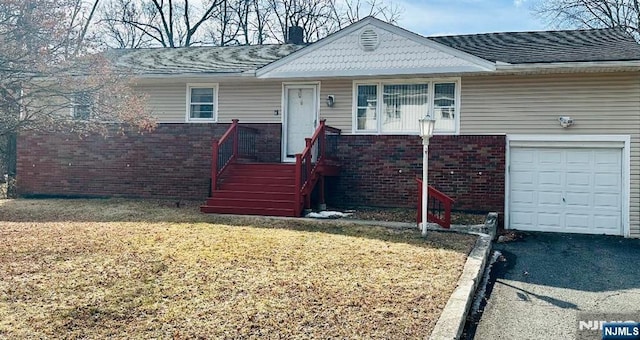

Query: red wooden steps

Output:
[200, 163, 300, 217]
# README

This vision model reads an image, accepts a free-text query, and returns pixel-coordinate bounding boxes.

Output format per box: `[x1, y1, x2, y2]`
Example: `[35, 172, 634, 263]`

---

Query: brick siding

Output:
[16, 123, 281, 199]
[17, 125, 505, 214]
[328, 135, 506, 214]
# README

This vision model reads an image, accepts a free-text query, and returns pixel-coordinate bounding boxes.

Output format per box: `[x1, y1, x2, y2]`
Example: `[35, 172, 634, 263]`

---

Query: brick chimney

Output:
[287, 26, 304, 45]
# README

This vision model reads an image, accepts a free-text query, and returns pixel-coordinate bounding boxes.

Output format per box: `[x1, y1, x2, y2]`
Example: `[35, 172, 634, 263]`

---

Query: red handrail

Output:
[416, 178, 454, 229]
[211, 119, 239, 194]
[294, 120, 341, 216]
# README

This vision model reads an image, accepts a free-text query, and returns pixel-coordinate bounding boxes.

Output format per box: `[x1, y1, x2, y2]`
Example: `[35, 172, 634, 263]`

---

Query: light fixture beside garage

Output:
[558, 116, 574, 128]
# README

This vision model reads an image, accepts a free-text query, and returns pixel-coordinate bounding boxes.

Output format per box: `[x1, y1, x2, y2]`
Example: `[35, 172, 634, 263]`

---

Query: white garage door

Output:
[509, 147, 623, 235]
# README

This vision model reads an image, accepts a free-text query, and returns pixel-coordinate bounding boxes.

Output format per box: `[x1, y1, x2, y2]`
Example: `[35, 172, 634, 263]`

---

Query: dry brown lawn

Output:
[0, 199, 476, 339]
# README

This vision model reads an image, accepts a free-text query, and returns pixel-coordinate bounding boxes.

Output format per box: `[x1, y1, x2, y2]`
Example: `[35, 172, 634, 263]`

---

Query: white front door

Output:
[283, 84, 318, 161]
[509, 146, 623, 235]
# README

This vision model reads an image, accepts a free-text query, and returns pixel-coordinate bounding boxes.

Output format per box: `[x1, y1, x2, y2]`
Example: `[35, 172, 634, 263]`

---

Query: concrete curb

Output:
[428, 233, 492, 340]
[428, 213, 498, 340]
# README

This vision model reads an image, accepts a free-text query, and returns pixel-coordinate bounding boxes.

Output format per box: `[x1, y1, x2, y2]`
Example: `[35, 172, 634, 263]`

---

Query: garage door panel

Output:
[511, 150, 535, 167]
[538, 172, 562, 186]
[565, 214, 591, 230]
[566, 150, 591, 167]
[539, 150, 563, 166]
[566, 172, 590, 188]
[509, 146, 623, 235]
[511, 190, 535, 205]
[510, 210, 535, 227]
[593, 215, 621, 233]
[593, 193, 621, 208]
[595, 151, 621, 166]
[511, 171, 535, 186]
[538, 191, 562, 206]
[594, 173, 620, 190]
[538, 213, 562, 228]
[564, 192, 590, 207]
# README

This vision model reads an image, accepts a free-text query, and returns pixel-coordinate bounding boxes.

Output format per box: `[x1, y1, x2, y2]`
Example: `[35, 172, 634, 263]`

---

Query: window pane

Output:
[381, 84, 428, 133]
[356, 85, 377, 131]
[73, 92, 92, 120]
[434, 83, 455, 132]
[191, 88, 214, 103]
[191, 104, 213, 118]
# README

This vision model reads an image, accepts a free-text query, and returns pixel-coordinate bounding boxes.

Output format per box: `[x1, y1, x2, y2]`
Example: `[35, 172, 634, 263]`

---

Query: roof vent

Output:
[359, 28, 379, 51]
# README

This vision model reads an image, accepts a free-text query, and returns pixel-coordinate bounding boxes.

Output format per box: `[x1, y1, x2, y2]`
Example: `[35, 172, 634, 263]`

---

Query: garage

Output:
[508, 137, 628, 236]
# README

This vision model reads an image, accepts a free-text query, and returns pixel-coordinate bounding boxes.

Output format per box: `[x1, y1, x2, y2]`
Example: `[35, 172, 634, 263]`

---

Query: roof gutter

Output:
[495, 60, 640, 73]
[127, 71, 252, 79]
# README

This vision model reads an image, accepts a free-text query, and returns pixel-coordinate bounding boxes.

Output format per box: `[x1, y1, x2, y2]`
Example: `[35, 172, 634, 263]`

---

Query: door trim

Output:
[281, 82, 321, 162]
[505, 134, 631, 237]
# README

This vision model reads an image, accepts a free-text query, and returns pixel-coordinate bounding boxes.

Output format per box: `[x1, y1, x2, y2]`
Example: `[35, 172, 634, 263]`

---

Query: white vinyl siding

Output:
[136, 80, 284, 124]
[319, 79, 353, 131]
[460, 72, 640, 237]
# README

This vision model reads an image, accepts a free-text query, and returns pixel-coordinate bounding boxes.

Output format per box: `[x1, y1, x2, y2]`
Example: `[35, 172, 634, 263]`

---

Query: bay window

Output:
[353, 79, 459, 134]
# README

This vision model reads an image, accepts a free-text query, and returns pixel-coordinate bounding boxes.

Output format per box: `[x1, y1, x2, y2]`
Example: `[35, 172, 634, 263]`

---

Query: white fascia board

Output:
[128, 72, 250, 80]
[256, 17, 496, 77]
[259, 66, 492, 79]
[496, 60, 640, 72]
[130, 73, 255, 85]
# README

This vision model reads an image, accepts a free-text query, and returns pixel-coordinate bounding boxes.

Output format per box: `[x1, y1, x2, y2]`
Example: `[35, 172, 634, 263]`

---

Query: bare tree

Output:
[534, 0, 640, 35]
[331, 0, 402, 29]
[101, 0, 225, 47]
[99, 0, 155, 48]
[97, 0, 403, 46]
[264, 0, 336, 43]
[0, 0, 154, 139]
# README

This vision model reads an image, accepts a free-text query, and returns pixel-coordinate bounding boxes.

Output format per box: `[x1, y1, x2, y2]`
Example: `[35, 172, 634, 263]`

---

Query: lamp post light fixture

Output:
[419, 114, 436, 237]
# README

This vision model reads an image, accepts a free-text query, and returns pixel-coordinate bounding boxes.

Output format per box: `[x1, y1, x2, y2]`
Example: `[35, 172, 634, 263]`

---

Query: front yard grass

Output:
[0, 199, 476, 338]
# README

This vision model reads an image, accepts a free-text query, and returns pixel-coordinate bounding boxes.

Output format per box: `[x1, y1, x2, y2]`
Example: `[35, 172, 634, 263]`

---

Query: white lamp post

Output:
[419, 114, 436, 237]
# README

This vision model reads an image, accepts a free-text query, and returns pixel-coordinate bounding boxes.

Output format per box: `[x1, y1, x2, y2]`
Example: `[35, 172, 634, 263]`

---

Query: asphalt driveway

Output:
[472, 232, 640, 340]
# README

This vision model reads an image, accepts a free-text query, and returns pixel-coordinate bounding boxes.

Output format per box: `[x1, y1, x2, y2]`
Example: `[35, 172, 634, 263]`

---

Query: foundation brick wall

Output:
[328, 135, 506, 214]
[17, 125, 505, 214]
[16, 123, 282, 200]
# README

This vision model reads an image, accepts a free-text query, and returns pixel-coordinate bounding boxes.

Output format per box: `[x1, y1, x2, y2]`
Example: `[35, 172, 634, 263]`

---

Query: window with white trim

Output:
[187, 84, 217, 122]
[353, 79, 459, 134]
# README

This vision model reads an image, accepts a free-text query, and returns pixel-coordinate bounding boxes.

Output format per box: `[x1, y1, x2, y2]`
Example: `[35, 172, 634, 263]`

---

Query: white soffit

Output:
[256, 18, 496, 78]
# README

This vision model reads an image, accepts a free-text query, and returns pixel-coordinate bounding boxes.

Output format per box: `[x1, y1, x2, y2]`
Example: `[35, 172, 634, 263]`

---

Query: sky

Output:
[396, 0, 549, 36]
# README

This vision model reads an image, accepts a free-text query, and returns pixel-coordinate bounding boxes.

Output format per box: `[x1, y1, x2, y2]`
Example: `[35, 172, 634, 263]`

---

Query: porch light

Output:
[326, 95, 335, 107]
[419, 114, 436, 237]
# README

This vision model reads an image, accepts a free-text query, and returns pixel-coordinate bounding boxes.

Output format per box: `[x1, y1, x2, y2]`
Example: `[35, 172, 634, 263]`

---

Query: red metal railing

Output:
[416, 178, 454, 229]
[210, 119, 257, 193]
[294, 120, 341, 216]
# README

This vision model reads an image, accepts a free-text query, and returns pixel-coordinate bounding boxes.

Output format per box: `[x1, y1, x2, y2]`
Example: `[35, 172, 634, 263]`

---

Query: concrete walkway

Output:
[473, 232, 640, 340]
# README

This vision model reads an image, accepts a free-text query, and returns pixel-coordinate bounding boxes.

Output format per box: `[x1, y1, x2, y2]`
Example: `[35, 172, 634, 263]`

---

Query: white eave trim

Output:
[495, 60, 640, 72]
[126, 71, 250, 79]
[259, 66, 491, 79]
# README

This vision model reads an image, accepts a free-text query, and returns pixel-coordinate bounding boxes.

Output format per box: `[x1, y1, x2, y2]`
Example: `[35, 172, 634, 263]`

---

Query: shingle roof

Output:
[109, 44, 305, 75]
[107, 26, 640, 76]
[429, 28, 640, 64]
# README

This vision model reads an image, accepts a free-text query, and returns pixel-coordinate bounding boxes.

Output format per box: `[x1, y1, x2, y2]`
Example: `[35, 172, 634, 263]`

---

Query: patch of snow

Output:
[305, 211, 352, 219]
